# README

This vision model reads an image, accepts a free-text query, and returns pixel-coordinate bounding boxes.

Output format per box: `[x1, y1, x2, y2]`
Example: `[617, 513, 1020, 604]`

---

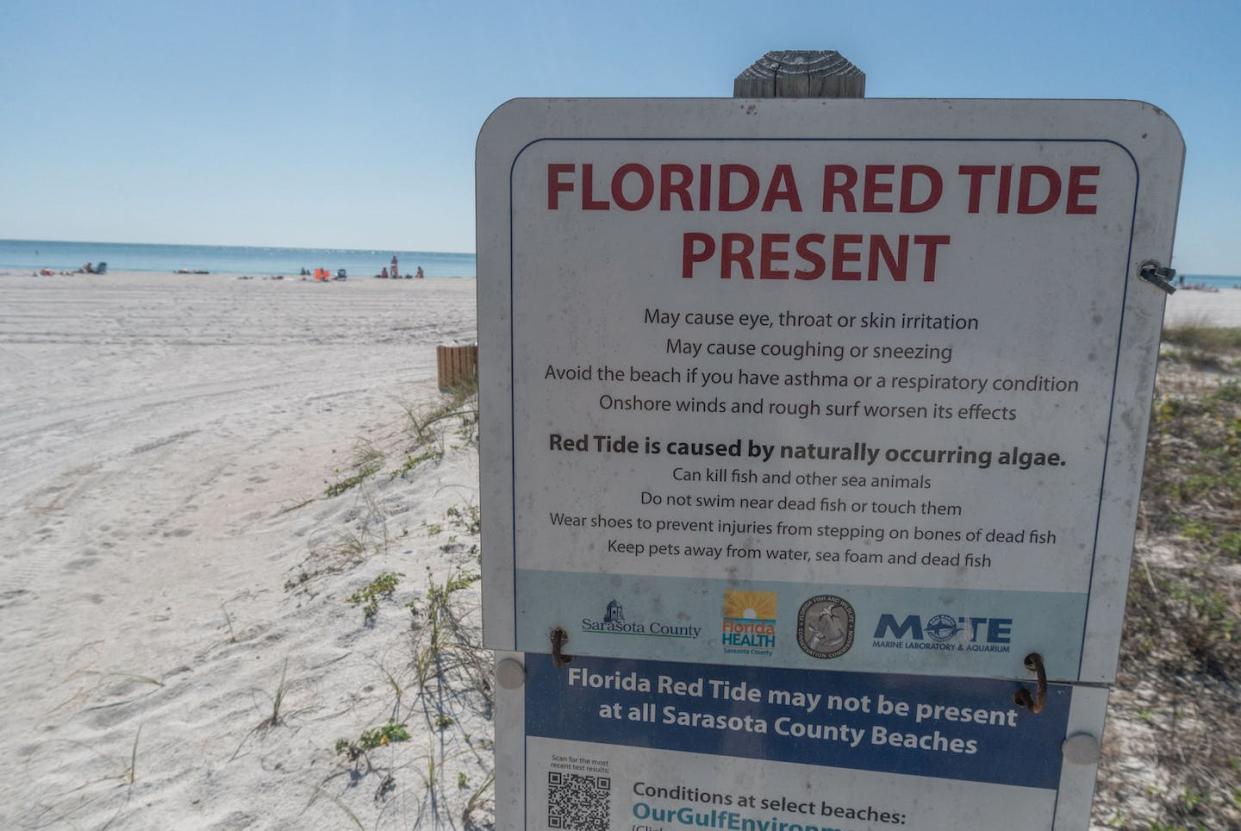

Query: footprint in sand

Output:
[0, 589, 33, 610]
[208, 810, 258, 829]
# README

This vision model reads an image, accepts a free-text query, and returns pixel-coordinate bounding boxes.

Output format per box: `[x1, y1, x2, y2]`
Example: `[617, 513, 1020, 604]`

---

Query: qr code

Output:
[547, 771, 610, 830]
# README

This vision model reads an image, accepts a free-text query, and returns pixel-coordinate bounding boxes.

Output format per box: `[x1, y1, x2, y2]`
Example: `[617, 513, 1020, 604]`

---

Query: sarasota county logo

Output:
[721, 590, 777, 656]
[796, 595, 854, 659]
[581, 599, 702, 640]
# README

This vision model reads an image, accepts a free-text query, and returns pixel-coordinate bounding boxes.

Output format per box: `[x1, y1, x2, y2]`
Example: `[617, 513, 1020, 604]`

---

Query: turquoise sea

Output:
[1173, 274, 1241, 291]
[0, 239, 475, 278]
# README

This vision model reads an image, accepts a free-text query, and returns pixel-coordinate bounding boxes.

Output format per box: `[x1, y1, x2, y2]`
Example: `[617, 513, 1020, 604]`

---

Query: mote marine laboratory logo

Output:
[796, 595, 855, 659]
[721, 590, 777, 656]
[872, 612, 1013, 653]
[925, 613, 961, 642]
[581, 599, 701, 640]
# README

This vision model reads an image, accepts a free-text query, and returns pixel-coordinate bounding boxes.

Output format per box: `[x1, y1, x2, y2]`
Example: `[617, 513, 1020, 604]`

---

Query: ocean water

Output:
[0, 239, 475, 278]
[1175, 274, 1241, 291]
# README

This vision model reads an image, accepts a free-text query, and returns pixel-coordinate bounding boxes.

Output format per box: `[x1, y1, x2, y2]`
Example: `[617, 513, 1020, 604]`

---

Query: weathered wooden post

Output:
[733, 49, 865, 98]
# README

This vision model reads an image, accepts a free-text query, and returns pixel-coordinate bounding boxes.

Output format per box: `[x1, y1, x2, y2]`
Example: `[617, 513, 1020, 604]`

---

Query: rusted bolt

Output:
[550, 626, 573, 667]
[1012, 652, 1047, 714]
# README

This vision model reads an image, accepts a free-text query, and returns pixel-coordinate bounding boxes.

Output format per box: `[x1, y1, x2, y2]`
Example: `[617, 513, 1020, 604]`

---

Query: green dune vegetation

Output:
[1093, 323, 1241, 829]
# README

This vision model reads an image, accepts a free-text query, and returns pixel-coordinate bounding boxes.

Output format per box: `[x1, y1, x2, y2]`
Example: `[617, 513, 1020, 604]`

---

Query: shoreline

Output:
[0, 239, 478, 280]
[0, 268, 476, 279]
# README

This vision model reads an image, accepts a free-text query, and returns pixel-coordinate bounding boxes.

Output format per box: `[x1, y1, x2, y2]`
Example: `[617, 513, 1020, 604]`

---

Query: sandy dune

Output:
[0, 272, 484, 829]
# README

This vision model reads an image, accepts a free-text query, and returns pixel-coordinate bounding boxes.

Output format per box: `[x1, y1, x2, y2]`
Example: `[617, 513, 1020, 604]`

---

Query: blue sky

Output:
[1, 0, 1238, 273]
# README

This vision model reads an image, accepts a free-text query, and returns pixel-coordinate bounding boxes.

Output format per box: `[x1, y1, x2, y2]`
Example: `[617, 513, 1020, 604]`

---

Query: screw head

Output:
[496, 658, 526, 690]
[1061, 732, 1101, 765]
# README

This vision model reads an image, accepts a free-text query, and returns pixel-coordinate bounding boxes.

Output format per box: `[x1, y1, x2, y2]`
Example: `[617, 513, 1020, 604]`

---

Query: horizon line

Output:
[0, 237, 477, 256]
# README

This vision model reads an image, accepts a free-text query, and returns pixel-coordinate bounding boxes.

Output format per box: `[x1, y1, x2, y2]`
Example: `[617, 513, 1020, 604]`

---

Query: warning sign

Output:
[477, 98, 1183, 684]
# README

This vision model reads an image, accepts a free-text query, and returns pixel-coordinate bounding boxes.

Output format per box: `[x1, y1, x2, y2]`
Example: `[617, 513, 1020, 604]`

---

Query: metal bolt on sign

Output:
[1139, 259, 1178, 294]
[550, 626, 572, 667]
[496, 657, 526, 690]
[1013, 652, 1048, 714]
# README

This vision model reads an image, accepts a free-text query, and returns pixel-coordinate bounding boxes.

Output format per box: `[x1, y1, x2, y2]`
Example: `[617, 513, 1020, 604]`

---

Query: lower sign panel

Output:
[495, 654, 1107, 830]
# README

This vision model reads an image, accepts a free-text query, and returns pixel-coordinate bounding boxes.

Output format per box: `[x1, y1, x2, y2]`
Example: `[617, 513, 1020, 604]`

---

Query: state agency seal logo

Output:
[797, 595, 855, 659]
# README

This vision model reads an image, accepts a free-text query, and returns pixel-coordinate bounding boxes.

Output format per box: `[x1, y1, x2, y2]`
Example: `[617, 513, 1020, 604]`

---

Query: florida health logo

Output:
[872, 612, 1013, 653]
[581, 599, 701, 640]
[721, 590, 777, 656]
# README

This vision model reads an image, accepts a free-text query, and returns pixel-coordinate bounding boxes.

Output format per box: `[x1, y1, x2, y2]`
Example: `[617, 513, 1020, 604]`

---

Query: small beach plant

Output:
[334, 721, 411, 762]
[347, 572, 401, 623]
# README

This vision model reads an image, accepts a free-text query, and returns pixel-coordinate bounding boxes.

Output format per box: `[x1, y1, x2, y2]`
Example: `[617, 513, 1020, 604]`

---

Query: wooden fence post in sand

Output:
[734, 49, 865, 99]
[436, 344, 478, 392]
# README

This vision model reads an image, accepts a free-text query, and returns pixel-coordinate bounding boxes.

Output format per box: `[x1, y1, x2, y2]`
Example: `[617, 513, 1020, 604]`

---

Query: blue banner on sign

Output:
[525, 654, 1070, 790]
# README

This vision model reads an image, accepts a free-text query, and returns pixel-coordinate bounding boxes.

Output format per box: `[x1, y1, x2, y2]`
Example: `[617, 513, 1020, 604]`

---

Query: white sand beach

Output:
[0, 272, 486, 829]
[0, 270, 1235, 829]
[1162, 285, 1241, 326]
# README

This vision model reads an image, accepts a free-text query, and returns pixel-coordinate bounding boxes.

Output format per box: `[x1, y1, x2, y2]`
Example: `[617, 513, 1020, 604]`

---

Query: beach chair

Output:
[95, 262, 108, 274]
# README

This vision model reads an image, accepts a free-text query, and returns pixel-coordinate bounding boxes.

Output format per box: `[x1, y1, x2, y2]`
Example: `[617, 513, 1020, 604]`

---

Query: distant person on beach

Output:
[415, 266, 424, 279]
[1179, 274, 1185, 287]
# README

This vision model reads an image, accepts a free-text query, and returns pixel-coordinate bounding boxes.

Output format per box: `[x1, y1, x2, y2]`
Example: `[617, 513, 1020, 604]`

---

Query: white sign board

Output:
[493, 651, 1109, 831]
[477, 99, 1183, 685]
